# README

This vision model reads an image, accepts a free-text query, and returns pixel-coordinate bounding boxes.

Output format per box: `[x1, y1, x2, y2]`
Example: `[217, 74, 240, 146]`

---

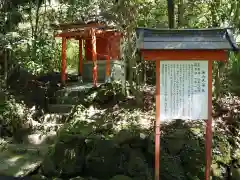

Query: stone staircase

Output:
[0, 112, 66, 177]
[0, 76, 108, 177]
[47, 82, 103, 114]
[0, 81, 106, 177]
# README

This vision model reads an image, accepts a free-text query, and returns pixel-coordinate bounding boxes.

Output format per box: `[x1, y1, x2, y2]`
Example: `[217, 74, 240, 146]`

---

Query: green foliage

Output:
[0, 97, 24, 135]
[12, 35, 56, 74]
[0, 91, 35, 140]
[83, 82, 125, 106]
[66, 40, 81, 71]
[228, 53, 240, 95]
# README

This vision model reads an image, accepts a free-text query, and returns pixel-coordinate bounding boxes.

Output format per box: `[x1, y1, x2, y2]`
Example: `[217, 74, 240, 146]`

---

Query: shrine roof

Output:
[51, 20, 122, 39]
[136, 27, 239, 51]
[51, 20, 115, 31]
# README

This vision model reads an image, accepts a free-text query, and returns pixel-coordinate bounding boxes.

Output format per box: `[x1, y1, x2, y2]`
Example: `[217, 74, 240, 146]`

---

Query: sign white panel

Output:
[160, 61, 208, 121]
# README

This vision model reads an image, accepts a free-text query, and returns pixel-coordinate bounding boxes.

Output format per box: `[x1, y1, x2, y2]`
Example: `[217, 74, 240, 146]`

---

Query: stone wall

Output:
[82, 60, 125, 84]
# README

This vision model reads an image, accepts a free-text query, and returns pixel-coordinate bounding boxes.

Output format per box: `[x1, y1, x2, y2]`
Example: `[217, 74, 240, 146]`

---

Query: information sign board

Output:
[160, 61, 208, 120]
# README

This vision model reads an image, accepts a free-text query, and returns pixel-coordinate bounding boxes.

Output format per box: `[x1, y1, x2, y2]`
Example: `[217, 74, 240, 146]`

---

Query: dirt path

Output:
[0, 142, 51, 177]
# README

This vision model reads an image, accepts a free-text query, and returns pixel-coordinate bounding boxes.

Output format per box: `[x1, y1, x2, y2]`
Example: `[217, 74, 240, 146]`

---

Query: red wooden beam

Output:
[55, 31, 84, 38]
[55, 29, 103, 38]
[51, 22, 111, 30]
[61, 37, 67, 85]
[55, 29, 122, 39]
[141, 50, 228, 62]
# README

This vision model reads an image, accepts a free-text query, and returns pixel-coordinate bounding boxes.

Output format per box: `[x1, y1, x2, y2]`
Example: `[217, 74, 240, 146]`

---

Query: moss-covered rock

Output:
[69, 176, 85, 180]
[126, 150, 150, 178]
[41, 134, 86, 177]
[30, 174, 48, 180]
[113, 130, 147, 150]
[113, 130, 135, 145]
[84, 82, 125, 106]
[180, 139, 205, 179]
[160, 150, 185, 180]
[163, 128, 187, 155]
[110, 175, 133, 180]
[231, 167, 240, 180]
[212, 131, 231, 165]
[84, 139, 124, 179]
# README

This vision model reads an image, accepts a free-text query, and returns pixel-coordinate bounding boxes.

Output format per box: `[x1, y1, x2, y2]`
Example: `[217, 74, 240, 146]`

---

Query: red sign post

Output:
[136, 28, 239, 180]
[152, 56, 223, 180]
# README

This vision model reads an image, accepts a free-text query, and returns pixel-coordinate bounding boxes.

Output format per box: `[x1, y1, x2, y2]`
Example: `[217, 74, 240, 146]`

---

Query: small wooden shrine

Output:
[51, 21, 124, 86]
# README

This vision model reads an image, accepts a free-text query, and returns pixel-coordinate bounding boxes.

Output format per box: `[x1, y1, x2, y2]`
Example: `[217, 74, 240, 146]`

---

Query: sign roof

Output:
[136, 27, 239, 51]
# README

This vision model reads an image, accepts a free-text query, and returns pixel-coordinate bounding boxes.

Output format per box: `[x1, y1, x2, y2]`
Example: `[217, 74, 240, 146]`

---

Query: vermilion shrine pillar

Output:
[91, 28, 97, 87]
[105, 43, 111, 82]
[61, 37, 67, 85]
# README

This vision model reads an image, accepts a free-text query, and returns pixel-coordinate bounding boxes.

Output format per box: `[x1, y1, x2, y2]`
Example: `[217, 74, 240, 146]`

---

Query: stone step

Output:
[40, 113, 69, 123]
[55, 83, 92, 96]
[55, 95, 84, 105]
[47, 104, 73, 113]
[0, 151, 42, 177]
[55, 82, 104, 96]
[1, 143, 52, 156]
[32, 120, 64, 132]
[53, 83, 105, 105]
[0, 143, 52, 177]
[22, 131, 58, 145]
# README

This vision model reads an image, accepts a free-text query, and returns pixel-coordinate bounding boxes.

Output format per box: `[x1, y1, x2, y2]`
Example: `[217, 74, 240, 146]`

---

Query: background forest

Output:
[0, 0, 240, 180]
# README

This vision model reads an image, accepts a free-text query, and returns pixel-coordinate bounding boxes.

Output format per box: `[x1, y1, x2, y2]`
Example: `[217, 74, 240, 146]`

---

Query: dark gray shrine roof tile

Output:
[136, 27, 239, 51]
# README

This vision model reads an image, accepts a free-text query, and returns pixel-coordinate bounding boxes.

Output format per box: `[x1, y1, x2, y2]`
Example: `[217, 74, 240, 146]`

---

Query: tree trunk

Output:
[167, 0, 175, 28]
[4, 49, 8, 87]
[177, 0, 185, 27]
[210, 0, 224, 100]
[31, 0, 42, 61]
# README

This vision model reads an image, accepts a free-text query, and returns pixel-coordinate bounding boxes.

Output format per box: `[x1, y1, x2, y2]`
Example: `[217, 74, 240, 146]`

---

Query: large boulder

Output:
[126, 150, 151, 179]
[160, 150, 185, 180]
[6, 65, 47, 108]
[163, 128, 187, 155]
[110, 175, 132, 180]
[41, 134, 86, 178]
[231, 167, 240, 180]
[69, 177, 85, 180]
[211, 130, 232, 179]
[84, 139, 124, 179]
[113, 130, 147, 150]
[179, 129, 205, 180]
[7, 65, 36, 90]
[31, 174, 48, 180]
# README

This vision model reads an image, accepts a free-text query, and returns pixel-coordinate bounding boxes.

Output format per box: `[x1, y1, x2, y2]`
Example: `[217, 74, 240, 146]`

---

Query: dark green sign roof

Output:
[136, 27, 239, 51]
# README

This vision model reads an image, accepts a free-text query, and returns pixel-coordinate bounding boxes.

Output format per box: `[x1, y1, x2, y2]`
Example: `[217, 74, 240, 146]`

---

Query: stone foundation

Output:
[82, 60, 125, 83]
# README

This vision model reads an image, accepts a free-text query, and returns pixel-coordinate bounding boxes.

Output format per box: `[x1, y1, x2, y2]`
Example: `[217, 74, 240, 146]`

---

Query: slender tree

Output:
[167, 0, 175, 28]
